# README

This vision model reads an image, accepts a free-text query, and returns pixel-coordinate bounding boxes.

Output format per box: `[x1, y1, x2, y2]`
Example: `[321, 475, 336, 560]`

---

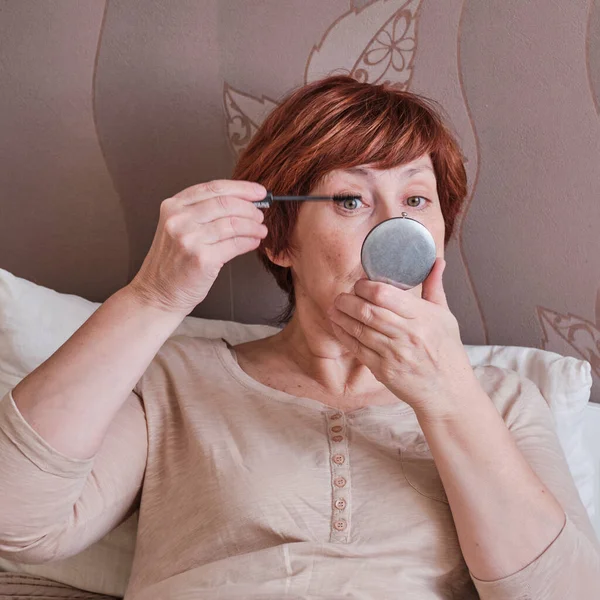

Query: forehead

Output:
[326, 155, 435, 183]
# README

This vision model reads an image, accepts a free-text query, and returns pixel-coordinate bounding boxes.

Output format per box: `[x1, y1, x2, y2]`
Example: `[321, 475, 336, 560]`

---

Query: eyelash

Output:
[333, 194, 430, 212]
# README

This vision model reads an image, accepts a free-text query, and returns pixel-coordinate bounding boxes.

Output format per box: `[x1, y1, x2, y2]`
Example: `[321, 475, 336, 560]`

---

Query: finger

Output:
[202, 216, 268, 244]
[353, 279, 419, 319]
[211, 235, 264, 266]
[329, 320, 381, 366]
[184, 196, 265, 225]
[332, 294, 403, 337]
[421, 258, 449, 308]
[328, 306, 390, 356]
[173, 179, 267, 206]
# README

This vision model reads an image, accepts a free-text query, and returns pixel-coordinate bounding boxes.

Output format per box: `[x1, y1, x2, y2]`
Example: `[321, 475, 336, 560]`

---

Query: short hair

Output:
[232, 75, 468, 324]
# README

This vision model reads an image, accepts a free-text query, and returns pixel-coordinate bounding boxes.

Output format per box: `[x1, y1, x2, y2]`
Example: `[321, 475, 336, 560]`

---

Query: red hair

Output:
[232, 75, 467, 323]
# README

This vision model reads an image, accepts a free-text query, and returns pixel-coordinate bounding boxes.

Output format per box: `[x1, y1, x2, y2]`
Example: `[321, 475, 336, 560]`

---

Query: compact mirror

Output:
[360, 214, 437, 290]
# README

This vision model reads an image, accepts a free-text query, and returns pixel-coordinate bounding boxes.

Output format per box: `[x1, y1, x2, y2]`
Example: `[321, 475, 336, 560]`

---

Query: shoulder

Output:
[135, 335, 227, 394]
[157, 334, 220, 360]
[472, 365, 551, 430]
[155, 334, 224, 369]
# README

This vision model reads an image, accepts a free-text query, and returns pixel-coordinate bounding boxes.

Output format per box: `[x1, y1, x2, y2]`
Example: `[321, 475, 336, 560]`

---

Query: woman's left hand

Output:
[327, 258, 478, 419]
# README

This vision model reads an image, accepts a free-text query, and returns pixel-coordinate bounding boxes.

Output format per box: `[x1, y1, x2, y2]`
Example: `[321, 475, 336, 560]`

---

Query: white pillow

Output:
[583, 403, 600, 539]
[0, 268, 594, 597]
[0, 268, 276, 391]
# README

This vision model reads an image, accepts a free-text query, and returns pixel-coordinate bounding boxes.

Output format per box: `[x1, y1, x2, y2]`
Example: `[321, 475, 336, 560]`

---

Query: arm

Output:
[11, 286, 185, 459]
[417, 369, 600, 597]
[0, 285, 180, 561]
[327, 258, 600, 598]
[0, 179, 267, 561]
[0, 387, 146, 563]
[10, 178, 267, 460]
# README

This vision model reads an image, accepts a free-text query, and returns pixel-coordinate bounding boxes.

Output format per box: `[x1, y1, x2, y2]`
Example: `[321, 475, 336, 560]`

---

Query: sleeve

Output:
[0, 388, 147, 563]
[471, 372, 600, 599]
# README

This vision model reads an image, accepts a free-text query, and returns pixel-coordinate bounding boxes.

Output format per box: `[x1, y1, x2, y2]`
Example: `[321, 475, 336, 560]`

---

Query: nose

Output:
[377, 203, 411, 224]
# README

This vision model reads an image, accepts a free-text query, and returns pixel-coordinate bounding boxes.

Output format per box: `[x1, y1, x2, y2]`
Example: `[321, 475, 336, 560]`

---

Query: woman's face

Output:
[273, 154, 446, 318]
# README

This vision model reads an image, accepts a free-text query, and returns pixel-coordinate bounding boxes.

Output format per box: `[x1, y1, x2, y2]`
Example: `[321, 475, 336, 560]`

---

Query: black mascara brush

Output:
[253, 192, 361, 209]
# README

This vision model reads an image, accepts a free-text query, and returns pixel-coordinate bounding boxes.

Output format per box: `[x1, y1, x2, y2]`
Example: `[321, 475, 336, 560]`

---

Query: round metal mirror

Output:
[360, 214, 437, 290]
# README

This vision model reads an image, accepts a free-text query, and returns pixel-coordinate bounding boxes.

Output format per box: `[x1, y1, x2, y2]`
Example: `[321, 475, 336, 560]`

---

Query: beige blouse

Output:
[0, 335, 599, 599]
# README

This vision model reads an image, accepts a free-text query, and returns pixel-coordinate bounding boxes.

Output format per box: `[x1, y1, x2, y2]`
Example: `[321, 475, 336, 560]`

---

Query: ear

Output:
[265, 247, 292, 268]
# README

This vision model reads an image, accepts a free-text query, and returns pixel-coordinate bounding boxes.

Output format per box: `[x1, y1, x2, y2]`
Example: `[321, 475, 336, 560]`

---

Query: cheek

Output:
[296, 229, 361, 282]
[426, 212, 446, 255]
[317, 232, 356, 273]
[434, 225, 446, 254]
[292, 207, 366, 281]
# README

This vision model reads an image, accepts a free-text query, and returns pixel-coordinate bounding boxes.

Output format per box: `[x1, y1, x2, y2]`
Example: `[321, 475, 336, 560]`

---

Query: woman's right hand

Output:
[128, 179, 268, 315]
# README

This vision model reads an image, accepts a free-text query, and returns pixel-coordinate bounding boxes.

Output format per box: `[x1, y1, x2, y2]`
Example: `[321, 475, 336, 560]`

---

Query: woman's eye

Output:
[335, 195, 364, 211]
[406, 196, 427, 208]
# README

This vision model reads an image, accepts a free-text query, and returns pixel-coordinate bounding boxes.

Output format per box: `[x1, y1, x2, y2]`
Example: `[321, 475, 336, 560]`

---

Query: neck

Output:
[270, 301, 383, 399]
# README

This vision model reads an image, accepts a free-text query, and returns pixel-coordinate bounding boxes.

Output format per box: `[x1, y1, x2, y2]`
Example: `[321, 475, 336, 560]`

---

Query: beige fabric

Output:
[0, 514, 137, 598]
[0, 572, 115, 599]
[0, 336, 599, 599]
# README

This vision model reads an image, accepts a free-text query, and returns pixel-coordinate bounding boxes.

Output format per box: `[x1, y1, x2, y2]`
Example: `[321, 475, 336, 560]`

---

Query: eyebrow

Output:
[343, 164, 434, 179]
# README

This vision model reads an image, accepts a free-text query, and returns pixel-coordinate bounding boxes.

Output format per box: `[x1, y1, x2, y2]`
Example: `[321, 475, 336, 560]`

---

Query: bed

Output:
[0, 268, 599, 598]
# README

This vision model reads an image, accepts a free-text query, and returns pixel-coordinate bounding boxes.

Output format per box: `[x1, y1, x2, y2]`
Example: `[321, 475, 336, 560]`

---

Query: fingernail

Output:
[254, 183, 266, 196]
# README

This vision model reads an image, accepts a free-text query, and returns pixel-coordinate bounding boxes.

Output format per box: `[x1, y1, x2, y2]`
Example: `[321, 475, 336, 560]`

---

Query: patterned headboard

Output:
[1, 0, 598, 401]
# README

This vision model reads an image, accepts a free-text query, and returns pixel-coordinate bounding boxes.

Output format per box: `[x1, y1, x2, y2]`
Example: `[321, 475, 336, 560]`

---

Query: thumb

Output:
[421, 257, 448, 307]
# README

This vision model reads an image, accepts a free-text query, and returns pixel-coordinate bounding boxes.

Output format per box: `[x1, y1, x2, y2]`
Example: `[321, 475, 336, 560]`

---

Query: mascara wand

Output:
[253, 192, 361, 209]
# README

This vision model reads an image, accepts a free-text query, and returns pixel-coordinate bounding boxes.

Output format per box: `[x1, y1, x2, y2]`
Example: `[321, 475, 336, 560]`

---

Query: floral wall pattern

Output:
[0, 0, 598, 401]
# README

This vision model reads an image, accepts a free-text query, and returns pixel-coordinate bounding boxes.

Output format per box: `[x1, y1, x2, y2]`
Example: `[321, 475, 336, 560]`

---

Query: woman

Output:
[0, 76, 598, 599]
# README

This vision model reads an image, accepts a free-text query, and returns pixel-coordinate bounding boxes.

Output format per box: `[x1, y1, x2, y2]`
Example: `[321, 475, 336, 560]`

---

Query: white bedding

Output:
[583, 402, 600, 539]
